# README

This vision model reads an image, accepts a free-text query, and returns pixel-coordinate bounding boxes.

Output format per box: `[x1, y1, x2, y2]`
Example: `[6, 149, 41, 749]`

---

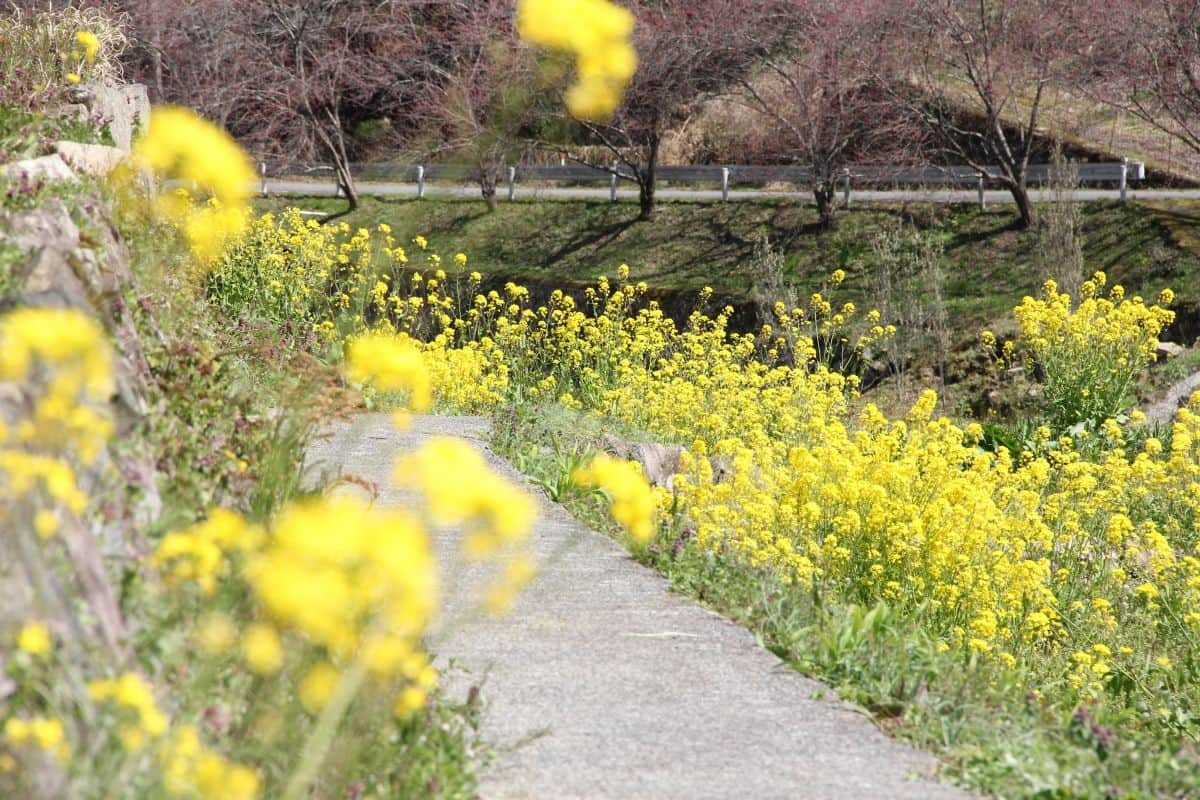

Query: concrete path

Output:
[265, 177, 1200, 205]
[303, 414, 972, 800]
[1146, 370, 1200, 426]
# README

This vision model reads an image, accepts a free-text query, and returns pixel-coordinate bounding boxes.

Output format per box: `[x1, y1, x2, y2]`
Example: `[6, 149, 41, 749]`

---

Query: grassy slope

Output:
[263, 194, 1200, 337]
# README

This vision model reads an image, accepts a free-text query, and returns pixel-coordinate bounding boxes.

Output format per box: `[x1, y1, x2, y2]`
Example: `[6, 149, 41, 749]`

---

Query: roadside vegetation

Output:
[1, 9, 509, 799]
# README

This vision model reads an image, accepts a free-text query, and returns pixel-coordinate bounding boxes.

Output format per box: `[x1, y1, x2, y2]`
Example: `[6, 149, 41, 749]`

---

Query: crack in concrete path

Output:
[304, 414, 973, 800]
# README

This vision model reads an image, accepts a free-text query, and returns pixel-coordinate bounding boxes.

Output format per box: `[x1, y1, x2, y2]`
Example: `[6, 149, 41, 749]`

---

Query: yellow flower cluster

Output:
[15, 622, 52, 658]
[246, 497, 437, 670]
[130, 106, 254, 262]
[88, 672, 169, 751]
[3, 716, 67, 763]
[65, 30, 100, 83]
[572, 453, 656, 543]
[0, 309, 113, 472]
[88, 674, 260, 798]
[319, 263, 1200, 687]
[0, 308, 113, 402]
[74, 30, 99, 62]
[148, 508, 263, 595]
[516, 0, 638, 121]
[211, 212, 457, 337]
[1010, 272, 1174, 427]
[147, 496, 441, 716]
[159, 726, 260, 800]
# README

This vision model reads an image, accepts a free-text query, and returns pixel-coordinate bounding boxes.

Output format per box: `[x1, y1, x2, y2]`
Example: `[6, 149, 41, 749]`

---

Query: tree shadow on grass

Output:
[541, 216, 639, 266]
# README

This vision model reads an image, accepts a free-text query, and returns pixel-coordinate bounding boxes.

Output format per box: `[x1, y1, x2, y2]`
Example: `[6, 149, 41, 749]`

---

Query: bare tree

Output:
[121, 0, 256, 127]
[553, 0, 779, 221]
[117, 0, 436, 216]
[239, 1, 424, 213]
[1081, 0, 1200, 160]
[894, 0, 1086, 229]
[414, 0, 549, 210]
[734, 0, 920, 229]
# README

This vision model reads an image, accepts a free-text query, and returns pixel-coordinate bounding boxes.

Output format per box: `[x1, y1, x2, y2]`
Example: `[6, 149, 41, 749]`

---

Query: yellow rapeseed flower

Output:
[393, 686, 427, 718]
[242, 623, 283, 674]
[345, 333, 432, 412]
[298, 662, 341, 712]
[16, 621, 52, 657]
[74, 31, 100, 63]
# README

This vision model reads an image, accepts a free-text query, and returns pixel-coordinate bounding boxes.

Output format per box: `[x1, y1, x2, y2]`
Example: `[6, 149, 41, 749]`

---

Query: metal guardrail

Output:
[259, 159, 1146, 206]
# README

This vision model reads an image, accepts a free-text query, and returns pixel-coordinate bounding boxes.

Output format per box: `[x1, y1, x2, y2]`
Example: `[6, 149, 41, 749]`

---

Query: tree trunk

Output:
[314, 106, 358, 217]
[334, 161, 359, 213]
[480, 172, 498, 213]
[637, 132, 660, 222]
[814, 182, 837, 230]
[1010, 177, 1035, 229]
[638, 177, 656, 221]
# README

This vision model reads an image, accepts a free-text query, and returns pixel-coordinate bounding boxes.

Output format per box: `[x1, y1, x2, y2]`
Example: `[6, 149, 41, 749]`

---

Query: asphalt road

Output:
[263, 178, 1200, 204]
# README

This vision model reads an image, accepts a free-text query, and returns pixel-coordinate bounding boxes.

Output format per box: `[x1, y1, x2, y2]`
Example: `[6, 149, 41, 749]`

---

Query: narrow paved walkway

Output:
[304, 415, 971, 800]
[1146, 369, 1200, 426]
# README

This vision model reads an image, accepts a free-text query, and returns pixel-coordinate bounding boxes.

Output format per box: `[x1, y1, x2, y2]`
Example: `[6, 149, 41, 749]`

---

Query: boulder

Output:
[3, 154, 75, 184]
[602, 434, 684, 490]
[1156, 341, 1186, 360]
[54, 141, 127, 177]
[70, 83, 150, 152]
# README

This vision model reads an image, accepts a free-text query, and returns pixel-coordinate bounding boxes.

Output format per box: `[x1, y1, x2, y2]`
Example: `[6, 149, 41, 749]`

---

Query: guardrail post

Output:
[1120, 157, 1129, 203]
[610, 162, 618, 203]
[721, 167, 730, 202]
[416, 165, 425, 199]
[259, 162, 268, 197]
[977, 173, 986, 211]
[842, 168, 851, 209]
[507, 166, 516, 202]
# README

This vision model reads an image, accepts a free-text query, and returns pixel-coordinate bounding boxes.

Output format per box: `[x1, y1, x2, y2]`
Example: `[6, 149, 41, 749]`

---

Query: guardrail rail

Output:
[258, 159, 1146, 207]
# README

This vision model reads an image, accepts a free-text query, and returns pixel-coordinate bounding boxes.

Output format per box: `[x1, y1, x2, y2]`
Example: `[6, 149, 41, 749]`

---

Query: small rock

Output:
[603, 435, 684, 489]
[54, 140, 127, 176]
[1156, 341, 1185, 360]
[71, 83, 150, 152]
[3, 154, 76, 184]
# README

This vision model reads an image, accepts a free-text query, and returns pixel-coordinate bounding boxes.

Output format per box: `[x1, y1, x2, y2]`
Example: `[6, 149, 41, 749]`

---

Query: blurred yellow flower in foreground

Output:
[517, 0, 637, 121]
[573, 453, 656, 543]
[131, 106, 254, 262]
[346, 333, 432, 412]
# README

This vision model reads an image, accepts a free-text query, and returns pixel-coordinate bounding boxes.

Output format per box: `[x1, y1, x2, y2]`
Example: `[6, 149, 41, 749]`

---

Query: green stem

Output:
[281, 660, 368, 800]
